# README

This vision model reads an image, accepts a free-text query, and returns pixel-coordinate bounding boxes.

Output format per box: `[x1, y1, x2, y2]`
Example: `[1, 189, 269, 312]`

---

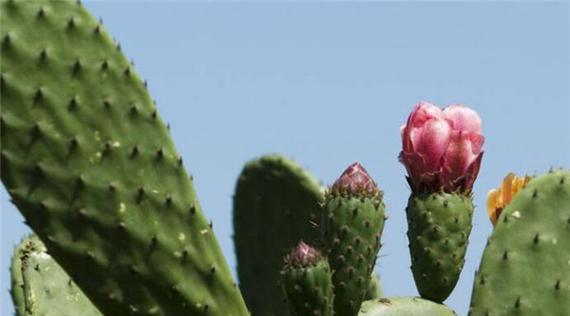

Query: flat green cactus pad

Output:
[11, 235, 102, 316]
[469, 169, 570, 316]
[233, 154, 324, 316]
[1, 1, 247, 315]
[358, 297, 457, 316]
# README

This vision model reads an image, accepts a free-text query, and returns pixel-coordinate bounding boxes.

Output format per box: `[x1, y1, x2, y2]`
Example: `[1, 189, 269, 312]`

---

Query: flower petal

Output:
[444, 104, 482, 134]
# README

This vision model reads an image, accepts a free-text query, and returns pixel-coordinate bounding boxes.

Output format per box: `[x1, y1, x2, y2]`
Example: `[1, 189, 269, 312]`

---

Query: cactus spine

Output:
[322, 162, 386, 316]
[281, 241, 335, 316]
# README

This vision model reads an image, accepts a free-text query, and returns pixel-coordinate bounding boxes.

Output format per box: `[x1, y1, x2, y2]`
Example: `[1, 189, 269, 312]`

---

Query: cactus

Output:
[11, 235, 102, 316]
[322, 162, 386, 316]
[469, 169, 570, 315]
[233, 154, 324, 315]
[280, 241, 335, 316]
[405, 193, 473, 302]
[0, 1, 247, 315]
[358, 297, 457, 316]
[400, 102, 484, 302]
[1, 1, 567, 315]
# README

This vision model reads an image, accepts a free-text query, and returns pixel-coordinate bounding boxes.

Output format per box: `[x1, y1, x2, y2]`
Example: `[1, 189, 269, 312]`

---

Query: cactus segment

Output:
[0, 1, 248, 315]
[358, 297, 457, 316]
[233, 154, 324, 316]
[405, 192, 473, 302]
[280, 242, 334, 316]
[11, 235, 102, 316]
[469, 169, 570, 316]
[322, 163, 386, 316]
[365, 273, 383, 300]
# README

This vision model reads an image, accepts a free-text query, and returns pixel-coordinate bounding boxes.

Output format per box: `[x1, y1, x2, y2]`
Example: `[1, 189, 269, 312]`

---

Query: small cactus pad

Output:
[11, 235, 102, 316]
[323, 162, 386, 316]
[1, 1, 248, 315]
[406, 192, 473, 302]
[358, 297, 457, 316]
[280, 242, 334, 316]
[233, 154, 324, 316]
[365, 273, 383, 300]
[469, 169, 570, 316]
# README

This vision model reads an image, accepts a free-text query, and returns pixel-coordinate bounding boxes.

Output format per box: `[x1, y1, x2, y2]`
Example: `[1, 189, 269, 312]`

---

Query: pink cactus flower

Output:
[287, 241, 321, 267]
[399, 102, 484, 193]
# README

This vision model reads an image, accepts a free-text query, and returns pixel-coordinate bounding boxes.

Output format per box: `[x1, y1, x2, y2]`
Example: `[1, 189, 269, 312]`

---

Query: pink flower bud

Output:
[399, 102, 484, 193]
[287, 241, 321, 267]
[330, 162, 379, 196]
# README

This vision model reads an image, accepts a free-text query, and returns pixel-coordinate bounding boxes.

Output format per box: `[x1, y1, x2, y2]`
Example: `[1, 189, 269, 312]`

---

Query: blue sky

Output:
[1, 2, 569, 315]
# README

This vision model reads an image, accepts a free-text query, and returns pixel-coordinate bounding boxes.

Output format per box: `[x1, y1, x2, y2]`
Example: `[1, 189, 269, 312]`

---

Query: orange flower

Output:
[487, 173, 532, 225]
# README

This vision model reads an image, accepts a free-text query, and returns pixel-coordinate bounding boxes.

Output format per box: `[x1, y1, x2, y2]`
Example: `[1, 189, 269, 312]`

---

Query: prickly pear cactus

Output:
[11, 235, 102, 316]
[0, 1, 248, 315]
[469, 169, 570, 316]
[322, 163, 386, 316]
[406, 193, 473, 302]
[233, 154, 323, 316]
[280, 242, 334, 316]
[358, 297, 457, 316]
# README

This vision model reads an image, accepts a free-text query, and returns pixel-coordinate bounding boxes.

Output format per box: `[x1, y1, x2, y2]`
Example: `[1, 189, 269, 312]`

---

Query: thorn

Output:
[67, 17, 76, 29]
[532, 189, 538, 198]
[151, 110, 157, 119]
[94, 24, 101, 34]
[124, 66, 131, 77]
[502, 250, 508, 260]
[108, 182, 116, 192]
[68, 137, 78, 150]
[165, 194, 172, 206]
[514, 296, 521, 308]
[130, 105, 138, 115]
[37, 7, 45, 18]
[130, 145, 139, 157]
[189, 205, 196, 215]
[156, 148, 164, 160]
[39, 48, 47, 61]
[533, 233, 539, 244]
[103, 99, 111, 109]
[3, 33, 11, 46]
[101, 59, 108, 70]
[177, 157, 183, 167]
[72, 58, 81, 74]
[68, 96, 78, 110]
[555, 280, 561, 290]
[34, 88, 44, 103]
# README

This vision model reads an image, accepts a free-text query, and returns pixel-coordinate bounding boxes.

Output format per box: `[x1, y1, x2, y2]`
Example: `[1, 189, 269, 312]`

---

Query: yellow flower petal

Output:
[487, 173, 533, 226]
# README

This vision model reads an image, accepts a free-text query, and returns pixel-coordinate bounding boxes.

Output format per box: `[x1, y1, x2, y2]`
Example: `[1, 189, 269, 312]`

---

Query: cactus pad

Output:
[233, 154, 324, 316]
[1, 1, 247, 314]
[11, 235, 102, 316]
[469, 169, 570, 316]
[358, 297, 457, 316]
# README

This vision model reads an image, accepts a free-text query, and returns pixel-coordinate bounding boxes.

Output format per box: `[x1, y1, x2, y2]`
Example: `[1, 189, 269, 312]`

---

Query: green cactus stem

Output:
[358, 297, 457, 316]
[280, 241, 334, 316]
[0, 1, 248, 315]
[406, 192, 473, 302]
[322, 162, 386, 316]
[469, 169, 570, 316]
[11, 235, 102, 316]
[233, 154, 323, 316]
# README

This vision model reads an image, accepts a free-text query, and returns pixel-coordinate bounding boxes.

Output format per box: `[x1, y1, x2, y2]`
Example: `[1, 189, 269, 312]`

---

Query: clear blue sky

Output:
[2, 2, 569, 315]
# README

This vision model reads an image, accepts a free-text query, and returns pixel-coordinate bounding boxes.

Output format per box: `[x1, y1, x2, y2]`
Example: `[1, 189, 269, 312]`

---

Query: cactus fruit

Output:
[358, 297, 457, 316]
[0, 1, 248, 315]
[11, 235, 102, 316]
[405, 193, 473, 302]
[469, 169, 570, 316]
[280, 241, 334, 316]
[322, 162, 386, 316]
[400, 103, 484, 302]
[233, 154, 323, 316]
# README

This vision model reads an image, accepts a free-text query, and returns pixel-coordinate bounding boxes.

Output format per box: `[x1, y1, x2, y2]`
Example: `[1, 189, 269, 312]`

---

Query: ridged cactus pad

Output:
[358, 297, 457, 316]
[469, 169, 570, 316]
[11, 235, 102, 316]
[406, 192, 473, 302]
[0, 1, 247, 315]
[233, 154, 323, 316]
